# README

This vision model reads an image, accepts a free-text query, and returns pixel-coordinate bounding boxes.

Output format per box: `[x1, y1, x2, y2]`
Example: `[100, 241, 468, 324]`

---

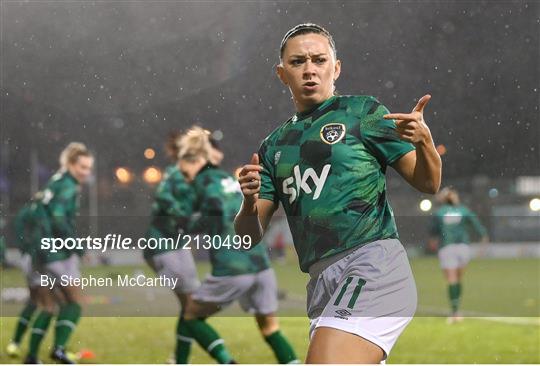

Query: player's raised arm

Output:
[234, 153, 278, 244]
[386, 94, 442, 194]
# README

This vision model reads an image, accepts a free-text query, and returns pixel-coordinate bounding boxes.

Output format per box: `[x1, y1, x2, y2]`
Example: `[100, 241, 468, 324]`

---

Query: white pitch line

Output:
[418, 306, 540, 326]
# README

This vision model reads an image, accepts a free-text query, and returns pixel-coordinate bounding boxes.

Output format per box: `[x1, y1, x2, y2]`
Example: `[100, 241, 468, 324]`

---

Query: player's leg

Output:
[242, 268, 298, 364]
[439, 244, 462, 320]
[178, 274, 250, 364]
[451, 244, 471, 321]
[179, 301, 233, 364]
[444, 268, 459, 309]
[307, 239, 416, 363]
[307, 327, 384, 363]
[50, 255, 83, 363]
[254, 314, 299, 364]
[150, 249, 203, 364]
[9, 289, 38, 351]
[7, 262, 40, 357]
[25, 286, 56, 364]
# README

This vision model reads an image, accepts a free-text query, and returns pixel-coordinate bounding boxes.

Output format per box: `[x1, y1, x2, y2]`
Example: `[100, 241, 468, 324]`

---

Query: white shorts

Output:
[193, 268, 278, 315]
[438, 243, 471, 269]
[21, 254, 41, 288]
[42, 254, 81, 285]
[146, 250, 200, 294]
[307, 239, 417, 359]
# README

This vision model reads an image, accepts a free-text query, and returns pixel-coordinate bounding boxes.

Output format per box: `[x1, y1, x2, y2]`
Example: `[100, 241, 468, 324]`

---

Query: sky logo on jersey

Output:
[320, 123, 346, 144]
[443, 212, 463, 225]
[282, 164, 331, 203]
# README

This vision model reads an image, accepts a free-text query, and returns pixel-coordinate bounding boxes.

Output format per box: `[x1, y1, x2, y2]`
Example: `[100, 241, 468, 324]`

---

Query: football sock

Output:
[54, 302, 82, 349]
[181, 318, 234, 364]
[264, 330, 299, 364]
[28, 311, 53, 357]
[448, 283, 461, 313]
[13, 302, 37, 344]
[176, 317, 193, 363]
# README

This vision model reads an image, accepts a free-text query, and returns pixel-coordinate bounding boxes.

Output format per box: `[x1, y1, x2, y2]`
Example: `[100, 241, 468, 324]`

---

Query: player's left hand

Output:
[383, 94, 432, 146]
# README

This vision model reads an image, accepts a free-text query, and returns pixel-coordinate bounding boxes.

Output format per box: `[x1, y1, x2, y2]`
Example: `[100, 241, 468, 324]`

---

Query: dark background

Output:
[1, 1, 538, 243]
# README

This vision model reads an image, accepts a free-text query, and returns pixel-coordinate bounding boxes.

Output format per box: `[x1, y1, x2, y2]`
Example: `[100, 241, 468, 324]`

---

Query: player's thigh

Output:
[185, 299, 222, 319]
[60, 255, 82, 303]
[457, 244, 471, 268]
[191, 273, 254, 315]
[36, 286, 56, 312]
[306, 326, 383, 364]
[150, 250, 200, 295]
[438, 244, 460, 271]
[239, 268, 278, 315]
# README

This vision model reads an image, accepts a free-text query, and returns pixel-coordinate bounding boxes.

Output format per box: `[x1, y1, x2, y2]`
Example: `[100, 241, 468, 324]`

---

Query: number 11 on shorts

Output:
[333, 276, 366, 310]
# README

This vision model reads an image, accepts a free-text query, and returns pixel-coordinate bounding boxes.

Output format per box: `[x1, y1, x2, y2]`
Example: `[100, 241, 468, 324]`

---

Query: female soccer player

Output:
[24, 142, 94, 364]
[235, 23, 442, 363]
[144, 131, 200, 309]
[176, 127, 298, 364]
[143, 131, 202, 362]
[428, 187, 488, 323]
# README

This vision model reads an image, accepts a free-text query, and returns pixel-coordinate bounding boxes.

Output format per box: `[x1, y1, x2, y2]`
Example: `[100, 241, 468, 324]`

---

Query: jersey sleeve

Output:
[360, 99, 416, 169]
[257, 141, 279, 203]
[429, 212, 441, 237]
[465, 208, 487, 238]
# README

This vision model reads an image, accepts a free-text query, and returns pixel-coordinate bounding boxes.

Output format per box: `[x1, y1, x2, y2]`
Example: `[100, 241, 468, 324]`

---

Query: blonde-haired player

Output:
[23, 142, 94, 364]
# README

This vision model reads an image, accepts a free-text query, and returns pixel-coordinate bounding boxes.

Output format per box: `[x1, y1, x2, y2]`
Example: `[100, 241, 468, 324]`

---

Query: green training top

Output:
[37, 171, 81, 263]
[191, 165, 271, 277]
[430, 204, 487, 247]
[144, 165, 195, 259]
[258, 95, 415, 272]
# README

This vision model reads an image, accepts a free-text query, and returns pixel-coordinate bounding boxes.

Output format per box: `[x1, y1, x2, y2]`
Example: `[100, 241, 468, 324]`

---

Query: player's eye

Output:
[290, 59, 304, 66]
[314, 57, 327, 64]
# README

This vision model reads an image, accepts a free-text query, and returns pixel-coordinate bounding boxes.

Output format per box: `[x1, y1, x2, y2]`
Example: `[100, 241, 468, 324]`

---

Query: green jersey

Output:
[14, 203, 45, 256]
[145, 165, 195, 259]
[258, 95, 415, 272]
[430, 204, 487, 247]
[37, 171, 81, 263]
[191, 165, 271, 277]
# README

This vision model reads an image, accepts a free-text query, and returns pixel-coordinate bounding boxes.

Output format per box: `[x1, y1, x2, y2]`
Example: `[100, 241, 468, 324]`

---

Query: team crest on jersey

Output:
[320, 123, 346, 144]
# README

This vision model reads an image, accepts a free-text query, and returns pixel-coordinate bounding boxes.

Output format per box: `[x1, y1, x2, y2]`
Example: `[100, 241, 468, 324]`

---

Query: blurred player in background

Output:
[22, 142, 94, 364]
[5, 197, 48, 358]
[177, 127, 298, 364]
[143, 131, 201, 362]
[428, 187, 489, 323]
[235, 23, 441, 363]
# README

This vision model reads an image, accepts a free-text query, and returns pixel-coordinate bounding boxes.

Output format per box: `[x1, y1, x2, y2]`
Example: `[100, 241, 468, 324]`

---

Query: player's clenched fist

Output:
[384, 94, 433, 146]
[238, 153, 263, 205]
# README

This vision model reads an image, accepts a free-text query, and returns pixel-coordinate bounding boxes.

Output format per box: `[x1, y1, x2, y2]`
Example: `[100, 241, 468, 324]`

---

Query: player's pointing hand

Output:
[383, 94, 432, 146]
[238, 153, 263, 205]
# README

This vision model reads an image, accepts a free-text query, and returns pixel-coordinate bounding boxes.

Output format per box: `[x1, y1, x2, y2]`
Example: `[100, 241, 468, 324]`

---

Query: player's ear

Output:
[276, 63, 288, 86]
[334, 59, 341, 82]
